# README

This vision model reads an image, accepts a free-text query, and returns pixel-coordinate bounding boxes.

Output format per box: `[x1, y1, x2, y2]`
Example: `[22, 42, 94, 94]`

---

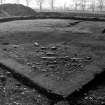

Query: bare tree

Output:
[64, 3, 66, 10]
[98, 0, 104, 11]
[90, 0, 96, 12]
[26, 0, 32, 6]
[51, 0, 54, 10]
[0, 0, 3, 4]
[81, 0, 86, 11]
[74, 0, 81, 10]
[36, 0, 44, 11]
[74, 0, 78, 10]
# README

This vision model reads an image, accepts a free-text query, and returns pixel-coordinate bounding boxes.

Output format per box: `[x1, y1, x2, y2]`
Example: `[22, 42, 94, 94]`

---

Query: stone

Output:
[46, 51, 56, 56]
[50, 46, 57, 50]
[41, 47, 47, 50]
[34, 42, 39, 47]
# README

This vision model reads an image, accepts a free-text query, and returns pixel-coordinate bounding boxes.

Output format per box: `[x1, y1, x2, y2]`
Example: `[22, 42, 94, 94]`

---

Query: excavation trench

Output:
[0, 62, 105, 105]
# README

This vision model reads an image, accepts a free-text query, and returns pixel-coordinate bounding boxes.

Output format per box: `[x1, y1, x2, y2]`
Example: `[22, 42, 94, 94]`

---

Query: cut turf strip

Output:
[0, 57, 103, 98]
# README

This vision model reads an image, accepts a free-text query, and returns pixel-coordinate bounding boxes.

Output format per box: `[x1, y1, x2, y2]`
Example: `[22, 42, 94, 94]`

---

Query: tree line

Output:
[0, 0, 105, 11]
[0, 0, 54, 10]
[74, 0, 105, 12]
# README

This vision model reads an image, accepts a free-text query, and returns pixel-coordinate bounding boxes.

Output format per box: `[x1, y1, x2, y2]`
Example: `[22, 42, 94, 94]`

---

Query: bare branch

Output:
[98, 0, 104, 11]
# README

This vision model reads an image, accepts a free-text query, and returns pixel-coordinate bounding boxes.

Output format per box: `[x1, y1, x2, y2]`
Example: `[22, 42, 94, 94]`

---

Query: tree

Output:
[98, 0, 104, 11]
[0, 0, 6, 4]
[0, 0, 3, 4]
[81, 0, 86, 11]
[90, 0, 95, 12]
[51, 0, 54, 10]
[74, 0, 81, 10]
[36, 0, 44, 11]
[26, 0, 32, 6]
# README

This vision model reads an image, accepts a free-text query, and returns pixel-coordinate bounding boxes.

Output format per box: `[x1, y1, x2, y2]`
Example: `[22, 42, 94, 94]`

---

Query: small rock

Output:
[0, 75, 6, 82]
[46, 51, 56, 56]
[51, 46, 57, 50]
[37, 94, 41, 98]
[41, 69, 47, 72]
[15, 83, 21, 88]
[6, 71, 12, 77]
[34, 42, 39, 47]
[27, 62, 31, 66]
[85, 56, 92, 61]
[41, 47, 47, 50]
[31, 65, 36, 68]
[56, 76, 60, 81]
[89, 96, 93, 100]
[101, 101, 105, 104]
[84, 96, 88, 100]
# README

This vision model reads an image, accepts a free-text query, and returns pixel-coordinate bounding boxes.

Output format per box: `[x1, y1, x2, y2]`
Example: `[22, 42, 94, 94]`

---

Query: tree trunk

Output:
[0, 0, 3, 4]
[75, 3, 78, 10]
[99, 0, 104, 11]
[51, 0, 54, 10]
[81, 0, 86, 11]
[26, 2, 29, 6]
[40, 2, 42, 11]
[26, 0, 30, 6]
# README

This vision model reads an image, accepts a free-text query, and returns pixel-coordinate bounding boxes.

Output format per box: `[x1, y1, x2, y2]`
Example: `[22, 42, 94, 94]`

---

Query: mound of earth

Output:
[0, 4, 36, 17]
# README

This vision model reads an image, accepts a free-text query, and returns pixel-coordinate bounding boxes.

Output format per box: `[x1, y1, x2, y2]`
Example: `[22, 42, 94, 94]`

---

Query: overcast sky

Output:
[3, 0, 105, 9]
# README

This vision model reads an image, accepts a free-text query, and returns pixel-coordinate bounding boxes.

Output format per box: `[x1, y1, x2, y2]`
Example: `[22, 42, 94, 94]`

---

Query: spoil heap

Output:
[0, 4, 36, 17]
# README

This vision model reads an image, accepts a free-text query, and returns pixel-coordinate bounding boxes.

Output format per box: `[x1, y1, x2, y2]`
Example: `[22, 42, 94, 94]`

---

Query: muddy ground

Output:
[0, 19, 105, 105]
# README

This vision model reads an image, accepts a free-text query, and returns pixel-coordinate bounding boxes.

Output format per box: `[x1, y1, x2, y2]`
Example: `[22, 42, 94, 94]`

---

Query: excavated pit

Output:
[0, 42, 104, 98]
[0, 41, 105, 105]
[0, 55, 103, 98]
[0, 61, 105, 105]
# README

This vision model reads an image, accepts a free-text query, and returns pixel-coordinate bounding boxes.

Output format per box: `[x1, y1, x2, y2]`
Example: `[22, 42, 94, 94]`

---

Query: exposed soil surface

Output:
[0, 19, 105, 105]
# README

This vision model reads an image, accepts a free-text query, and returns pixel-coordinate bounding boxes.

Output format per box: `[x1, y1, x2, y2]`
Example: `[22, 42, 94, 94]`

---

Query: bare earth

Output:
[0, 19, 105, 105]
